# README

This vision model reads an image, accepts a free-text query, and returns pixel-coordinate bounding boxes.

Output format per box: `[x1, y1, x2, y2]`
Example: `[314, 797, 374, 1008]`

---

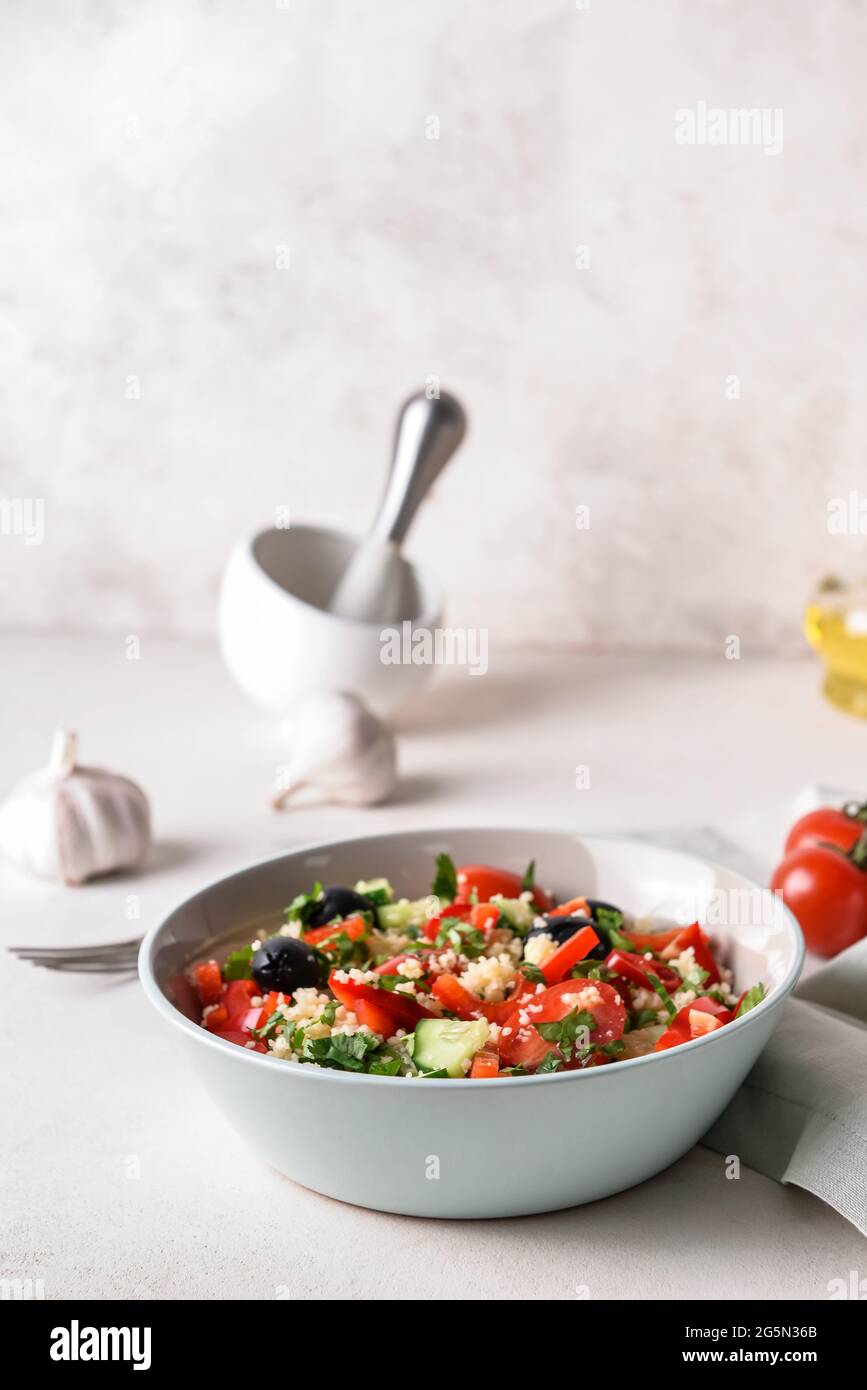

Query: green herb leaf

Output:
[634, 1007, 661, 1029]
[600, 1040, 625, 1057]
[367, 1051, 403, 1076]
[434, 916, 486, 959]
[682, 966, 710, 994]
[224, 945, 254, 980]
[569, 960, 608, 981]
[431, 853, 458, 903]
[520, 859, 536, 892]
[537, 1007, 595, 1062]
[285, 882, 323, 926]
[646, 972, 677, 1020]
[735, 983, 765, 1018]
[536, 1049, 563, 1073]
[519, 961, 546, 984]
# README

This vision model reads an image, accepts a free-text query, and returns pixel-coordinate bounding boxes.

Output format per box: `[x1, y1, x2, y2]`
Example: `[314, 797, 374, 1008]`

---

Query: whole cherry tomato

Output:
[784, 802, 867, 857]
[771, 833, 867, 956]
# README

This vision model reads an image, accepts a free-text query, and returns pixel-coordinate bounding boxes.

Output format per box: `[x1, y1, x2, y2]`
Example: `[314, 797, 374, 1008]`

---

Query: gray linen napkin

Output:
[644, 824, 867, 1235]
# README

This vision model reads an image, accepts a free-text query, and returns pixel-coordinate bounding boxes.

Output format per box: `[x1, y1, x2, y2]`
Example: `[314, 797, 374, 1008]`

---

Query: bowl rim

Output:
[239, 523, 444, 633]
[138, 826, 805, 1089]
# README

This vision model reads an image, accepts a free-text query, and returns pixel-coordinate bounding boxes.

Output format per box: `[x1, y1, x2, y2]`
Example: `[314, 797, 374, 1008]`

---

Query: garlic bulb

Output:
[273, 691, 397, 809]
[0, 730, 152, 885]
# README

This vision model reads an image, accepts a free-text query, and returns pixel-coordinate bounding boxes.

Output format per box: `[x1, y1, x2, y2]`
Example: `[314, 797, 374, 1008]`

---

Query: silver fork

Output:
[8, 937, 142, 973]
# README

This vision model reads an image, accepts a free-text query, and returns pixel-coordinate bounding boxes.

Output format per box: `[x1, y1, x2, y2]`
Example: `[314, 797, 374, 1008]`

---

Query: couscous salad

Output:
[191, 856, 765, 1077]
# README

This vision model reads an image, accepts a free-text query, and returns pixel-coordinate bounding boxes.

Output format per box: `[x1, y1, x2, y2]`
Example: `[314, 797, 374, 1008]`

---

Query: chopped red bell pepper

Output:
[304, 914, 368, 948]
[604, 948, 681, 993]
[354, 996, 403, 1037]
[541, 924, 600, 984]
[547, 896, 590, 919]
[328, 969, 434, 1029]
[203, 1003, 229, 1032]
[665, 922, 720, 985]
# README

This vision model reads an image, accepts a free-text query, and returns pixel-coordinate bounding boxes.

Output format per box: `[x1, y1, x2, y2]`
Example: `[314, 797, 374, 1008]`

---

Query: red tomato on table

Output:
[771, 839, 867, 957]
[784, 803, 867, 857]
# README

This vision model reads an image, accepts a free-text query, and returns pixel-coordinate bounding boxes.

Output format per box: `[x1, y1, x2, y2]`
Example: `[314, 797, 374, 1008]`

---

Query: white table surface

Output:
[1, 633, 864, 1300]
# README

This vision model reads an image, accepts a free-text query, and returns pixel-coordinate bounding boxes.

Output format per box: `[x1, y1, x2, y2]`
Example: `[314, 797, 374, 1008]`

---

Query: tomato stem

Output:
[851, 829, 867, 869]
[843, 800, 867, 824]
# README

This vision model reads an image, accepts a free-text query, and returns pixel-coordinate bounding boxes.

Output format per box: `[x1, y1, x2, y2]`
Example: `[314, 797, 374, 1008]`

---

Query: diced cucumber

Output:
[413, 1018, 489, 1078]
[355, 877, 394, 907]
[490, 893, 537, 934]
[376, 896, 430, 933]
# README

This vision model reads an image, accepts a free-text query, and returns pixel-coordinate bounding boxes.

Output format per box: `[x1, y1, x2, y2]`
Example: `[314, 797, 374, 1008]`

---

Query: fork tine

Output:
[30, 957, 139, 973]
[9, 937, 142, 958]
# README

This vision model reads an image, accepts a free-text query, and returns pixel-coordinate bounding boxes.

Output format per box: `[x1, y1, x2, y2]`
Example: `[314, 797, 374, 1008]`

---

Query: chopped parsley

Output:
[285, 882, 323, 926]
[537, 1008, 595, 1062]
[431, 853, 458, 903]
[520, 859, 536, 892]
[223, 945, 254, 980]
[434, 916, 486, 959]
[735, 982, 765, 1017]
[646, 972, 677, 1020]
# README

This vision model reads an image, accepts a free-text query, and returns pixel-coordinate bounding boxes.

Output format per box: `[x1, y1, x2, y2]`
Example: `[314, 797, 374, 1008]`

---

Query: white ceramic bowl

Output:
[218, 523, 443, 718]
[139, 827, 803, 1218]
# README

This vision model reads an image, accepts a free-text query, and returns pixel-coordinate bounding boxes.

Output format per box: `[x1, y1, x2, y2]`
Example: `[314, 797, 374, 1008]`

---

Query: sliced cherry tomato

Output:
[328, 970, 434, 1028]
[532, 978, 626, 1045]
[771, 834, 867, 957]
[498, 978, 625, 1069]
[304, 914, 368, 948]
[469, 1047, 500, 1079]
[604, 948, 681, 993]
[654, 996, 733, 1051]
[784, 803, 867, 858]
[193, 959, 223, 1005]
[212, 1030, 267, 1052]
[541, 924, 600, 984]
[548, 896, 590, 919]
[354, 997, 402, 1037]
[454, 865, 552, 911]
[203, 1003, 228, 1032]
[423, 903, 473, 941]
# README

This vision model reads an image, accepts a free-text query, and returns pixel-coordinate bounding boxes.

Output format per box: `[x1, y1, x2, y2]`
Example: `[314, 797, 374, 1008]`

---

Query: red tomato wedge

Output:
[498, 979, 625, 1069]
[655, 996, 733, 1052]
[454, 865, 552, 911]
[304, 914, 368, 948]
[204, 1004, 228, 1032]
[469, 1047, 500, 1078]
[541, 924, 600, 984]
[328, 970, 434, 1029]
[193, 959, 223, 1005]
[604, 948, 681, 993]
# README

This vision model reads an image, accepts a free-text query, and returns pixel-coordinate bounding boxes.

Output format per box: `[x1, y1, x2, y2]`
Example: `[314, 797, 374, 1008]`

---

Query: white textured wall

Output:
[1, 0, 865, 649]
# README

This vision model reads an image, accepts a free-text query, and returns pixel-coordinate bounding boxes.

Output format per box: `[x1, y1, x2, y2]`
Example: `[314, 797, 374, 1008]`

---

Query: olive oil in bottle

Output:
[804, 578, 867, 717]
